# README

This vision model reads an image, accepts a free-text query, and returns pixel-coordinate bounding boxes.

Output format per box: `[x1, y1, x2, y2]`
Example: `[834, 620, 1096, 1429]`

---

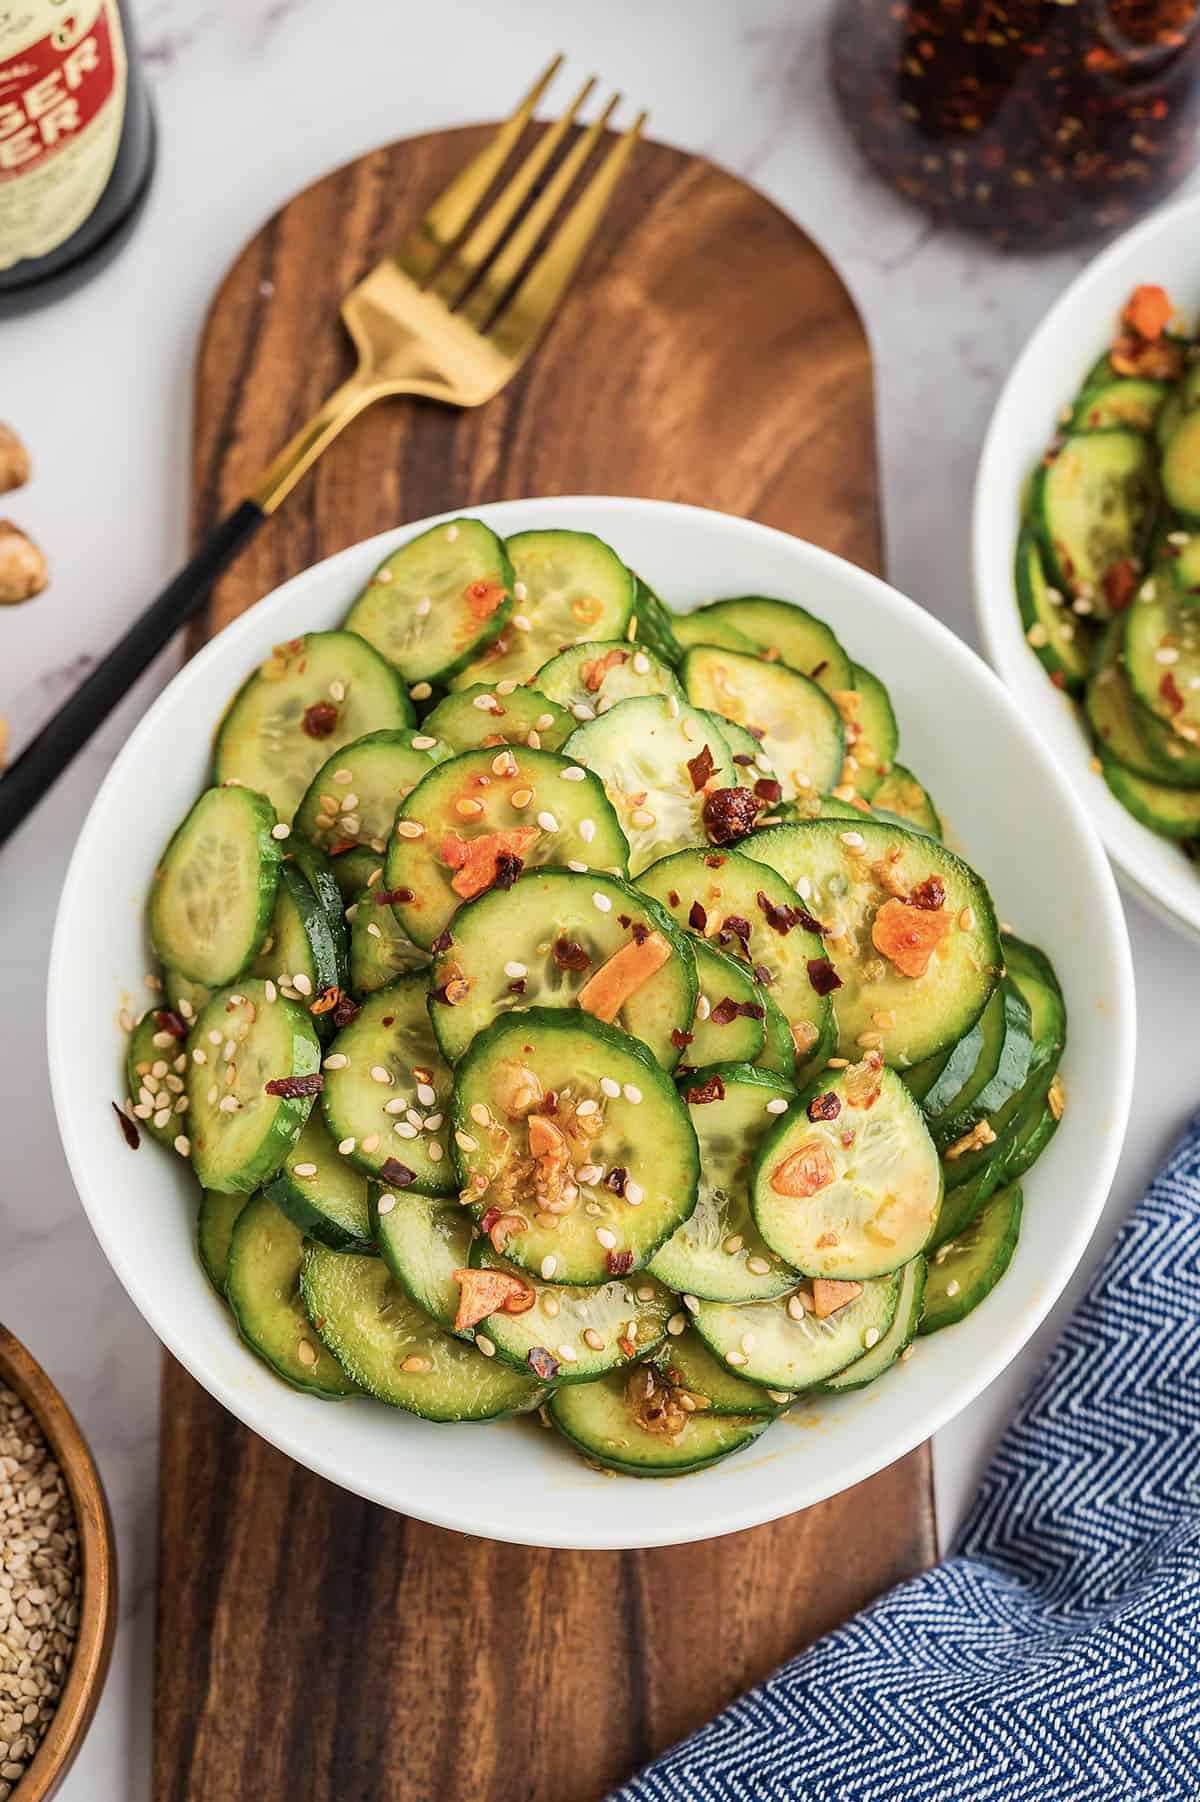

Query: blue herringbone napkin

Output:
[611, 1115, 1200, 1802]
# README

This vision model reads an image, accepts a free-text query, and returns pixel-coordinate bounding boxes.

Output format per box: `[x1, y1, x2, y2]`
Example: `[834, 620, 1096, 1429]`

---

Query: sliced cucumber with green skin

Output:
[197, 1189, 246, 1296]
[163, 968, 212, 1021]
[263, 1108, 373, 1251]
[906, 1013, 985, 1114]
[214, 632, 413, 823]
[742, 820, 1000, 1067]
[548, 1367, 768, 1476]
[385, 745, 628, 950]
[843, 663, 899, 800]
[449, 529, 636, 691]
[870, 767, 942, 838]
[248, 864, 343, 1020]
[638, 846, 833, 1083]
[1157, 388, 1185, 451]
[126, 1011, 189, 1145]
[688, 597, 854, 694]
[301, 1247, 545, 1420]
[706, 714, 777, 786]
[452, 1008, 700, 1286]
[372, 1190, 473, 1331]
[149, 786, 280, 988]
[650, 1066, 800, 1302]
[1089, 617, 1200, 784]
[343, 517, 515, 683]
[227, 1195, 359, 1397]
[756, 988, 798, 1078]
[920, 986, 1005, 1124]
[349, 888, 429, 993]
[1099, 752, 1200, 838]
[655, 1328, 791, 1416]
[286, 839, 350, 985]
[682, 645, 844, 802]
[320, 975, 454, 1193]
[532, 639, 682, 722]
[753, 1064, 941, 1281]
[920, 1183, 1023, 1335]
[186, 983, 320, 1193]
[1015, 524, 1091, 695]
[931, 1142, 1007, 1250]
[1004, 1098, 1060, 1181]
[630, 574, 682, 667]
[565, 695, 736, 877]
[294, 730, 447, 860]
[671, 613, 759, 656]
[1071, 378, 1166, 434]
[428, 869, 696, 1070]
[1032, 429, 1157, 610]
[1161, 407, 1200, 521]
[693, 1272, 900, 1391]
[328, 845, 383, 908]
[468, 1242, 673, 1382]
[1123, 572, 1200, 739]
[686, 941, 766, 1067]
[822, 1256, 925, 1391]
[421, 684, 572, 755]
[926, 978, 1033, 1155]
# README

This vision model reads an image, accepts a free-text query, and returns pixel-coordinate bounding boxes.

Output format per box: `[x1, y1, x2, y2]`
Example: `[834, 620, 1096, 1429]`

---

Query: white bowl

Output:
[48, 497, 1135, 1548]
[974, 191, 1200, 945]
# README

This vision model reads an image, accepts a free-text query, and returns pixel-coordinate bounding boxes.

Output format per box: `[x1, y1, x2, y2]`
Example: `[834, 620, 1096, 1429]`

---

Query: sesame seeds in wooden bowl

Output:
[0, 1327, 115, 1802]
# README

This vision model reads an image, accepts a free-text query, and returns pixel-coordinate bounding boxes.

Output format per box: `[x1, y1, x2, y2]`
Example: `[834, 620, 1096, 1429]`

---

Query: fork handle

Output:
[0, 500, 264, 850]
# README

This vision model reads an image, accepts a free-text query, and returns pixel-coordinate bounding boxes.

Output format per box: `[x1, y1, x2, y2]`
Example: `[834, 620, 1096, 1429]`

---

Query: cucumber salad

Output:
[1016, 283, 1200, 865]
[119, 517, 1067, 1478]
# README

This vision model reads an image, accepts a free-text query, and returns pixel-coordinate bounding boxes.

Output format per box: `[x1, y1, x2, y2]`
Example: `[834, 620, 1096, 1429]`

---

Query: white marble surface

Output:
[3, 1, 1197, 1795]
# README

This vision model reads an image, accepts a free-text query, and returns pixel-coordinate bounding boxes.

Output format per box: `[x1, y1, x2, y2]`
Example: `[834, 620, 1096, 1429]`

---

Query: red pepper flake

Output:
[302, 701, 339, 739]
[754, 777, 783, 804]
[379, 1158, 417, 1188]
[810, 660, 829, 680]
[1101, 559, 1137, 614]
[332, 994, 360, 1029]
[807, 956, 842, 996]
[617, 913, 632, 929]
[808, 1091, 841, 1122]
[755, 889, 812, 935]
[480, 1207, 501, 1235]
[381, 1016, 394, 1027]
[153, 1009, 188, 1039]
[631, 921, 649, 946]
[527, 1347, 560, 1381]
[687, 744, 716, 791]
[309, 988, 342, 1016]
[1050, 670, 1066, 690]
[703, 785, 763, 845]
[753, 963, 773, 987]
[617, 1335, 636, 1358]
[704, 854, 726, 867]
[733, 753, 755, 767]
[606, 1249, 635, 1277]
[668, 889, 681, 907]
[491, 851, 524, 892]
[606, 1166, 628, 1196]
[688, 900, 708, 932]
[710, 997, 765, 1026]
[907, 876, 946, 911]
[670, 1027, 694, 1049]
[721, 915, 752, 950]
[264, 1072, 324, 1098]
[1160, 671, 1185, 716]
[553, 937, 590, 971]
[430, 928, 455, 954]
[328, 837, 359, 857]
[507, 978, 526, 995]
[375, 886, 414, 905]
[112, 1101, 140, 1150]
[686, 1072, 726, 1105]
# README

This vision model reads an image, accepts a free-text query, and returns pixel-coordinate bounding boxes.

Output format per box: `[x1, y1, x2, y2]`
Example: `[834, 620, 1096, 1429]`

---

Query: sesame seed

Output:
[174, 1134, 191, 1156]
[513, 581, 528, 601]
[1072, 598, 1093, 617]
[491, 751, 516, 777]
[740, 1333, 756, 1354]
[414, 596, 432, 619]
[416, 1082, 436, 1106]
[293, 1162, 319, 1180]
[561, 767, 586, 782]
[340, 793, 359, 812]
[410, 681, 432, 701]
[695, 995, 711, 1021]
[632, 652, 650, 674]
[575, 1098, 599, 1116]
[630, 807, 656, 829]
[946, 1279, 961, 1298]
[366, 922, 382, 939]
[543, 1293, 561, 1317]
[1156, 647, 1181, 664]
[537, 811, 559, 832]
[593, 892, 612, 913]
[428, 1143, 445, 1164]
[1026, 623, 1049, 648]
[504, 961, 527, 980]
[541, 1255, 558, 1280]
[600, 1076, 621, 1098]
[396, 820, 425, 838]
[370, 1064, 392, 1084]
[864, 1327, 881, 1349]
[582, 1328, 605, 1351]
[766, 1097, 788, 1115]
[472, 694, 497, 711]
[747, 1256, 771, 1275]
[264, 980, 277, 1003]
[207, 1029, 222, 1045]
[425, 1112, 444, 1131]
[558, 1344, 579, 1363]
[456, 797, 484, 818]
[683, 1294, 700, 1315]
[1140, 580, 1157, 602]
[338, 1137, 356, 1154]
[446, 524, 460, 542]
[297, 1340, 318, 1368]
[218, 1096, 239, 1114]
[512, 614, 532, 632]
[455, 1130, 477, 1152]
[792, 770, 812, 790]
[206, 1084, 219, 1105]
[623, 1083, 642, 1104]
[1168, 530, 1191, 546]
[572, 703, 595, 721]
[726, 1350, 748, 1367]
[827, 1057, 849, 1069]
[394, 1122, 418, 1138]
[401, 1355, 433, 1374]
[857, 1031, 882, 1049]
[470, 1102, 492, 1125]
[787, 1293, 809, 1320]
[323, 1053, 349, 1071]
[567, 860, 588, 872]
[362, 1133, 381, 1154]
[667, 1313, 686, 1336]
[535, 713, 555, 731]
[840, 830, 865, 849]
[624, 1180, 644, 1206]
[293, 974, 313, 997]
[315, 813, 336, 830]
[270, 822, 291, 842]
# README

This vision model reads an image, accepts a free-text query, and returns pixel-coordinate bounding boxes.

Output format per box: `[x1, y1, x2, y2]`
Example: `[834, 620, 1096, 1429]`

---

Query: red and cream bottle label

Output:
[0, 1, 127, 271]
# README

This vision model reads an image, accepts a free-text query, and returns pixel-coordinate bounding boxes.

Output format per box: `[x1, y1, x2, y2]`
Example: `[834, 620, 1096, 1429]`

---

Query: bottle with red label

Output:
[0, 0, 155, 313]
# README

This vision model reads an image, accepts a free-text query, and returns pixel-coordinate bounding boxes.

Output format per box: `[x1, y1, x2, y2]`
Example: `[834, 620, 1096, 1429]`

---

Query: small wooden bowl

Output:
[0, 1325, 117, 1802]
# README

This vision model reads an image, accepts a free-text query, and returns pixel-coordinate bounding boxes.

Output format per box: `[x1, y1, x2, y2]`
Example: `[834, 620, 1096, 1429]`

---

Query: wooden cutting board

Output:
[156, 124, 934, 1802]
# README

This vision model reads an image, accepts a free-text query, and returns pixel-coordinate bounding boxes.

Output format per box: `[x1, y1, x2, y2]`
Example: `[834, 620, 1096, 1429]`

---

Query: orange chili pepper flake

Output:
[1122, 283, 1172, 342]
[811, 1278, 863, 1319]
[440, 826, 541, 898]
[452, 1266, 536, 1333]
[770, 1140, 835, 1199]
[871, 896, 952, 979]
[463, 580, 508, 622]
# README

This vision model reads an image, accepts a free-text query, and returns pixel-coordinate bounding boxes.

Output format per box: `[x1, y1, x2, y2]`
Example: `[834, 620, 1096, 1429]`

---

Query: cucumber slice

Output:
[286, 839, 351, 984]
[681, 645, 844, 802]
[687, 596, 854, 694]
[1157, 388, 1185, 450]
[428, 868, 696, 1070]
[319, 975, 454, 1193]
[449, 529, 636, 690]
[756, 988, 797, 1078]
[149, 786, 280, 987]
[650, 1066, 800, 1302]
[920, 1182, 1023, 1334]
[821, 1255, 925, 1391]
[126, 1010, 190, 1146]
[343, 517, 515, 683]
[692, 1271, 900, 1390]
[907, 1010, 988, 1115]
[348, 888, 429, 993]
[705, 713, 777, 786]
[926, 978, 1033, 1155]
[686, 941, 767, 1067]
[421, 684, 572, 755]
[843, 663, 899, 800]
[452, 1008, 700, 1285]
[248, 863, 343, 1020]
[654, 1328, 790, 1416]
[870, 766, 943, 838]
[163, 968, 212, 1020]
[671, 613, 759, 656]
[1088, 617, 1200, 784]
[1123, 572, 1200, 739]
[467, 1242, 673, 1382]
[385, 745, 627, 950]
[1032, 430, 1157, 609]
[186, 983, 320, 1193]
[328, 845, 383, 907]
[301, 1247, 544, 1420]
[548, 1367, 768, 1476]
[214, 631, 413, 823]
[752, 1064, 941, 1280]
[630, 574, 682, 667]
[227, 1195, 359, 1397]
[1071, 378, 1166, 434]
[1004, 1097, 1060, 1181]
[1015, 525, 1091, 695]
[742, 820, 1001, 1066]
[197, 1189, 246, 1296]
[637, 846, 834, 1082]
[931, 1142, 1008, 1249]
[263, 1108, 373, 1251]
[373, 1190, 473, 1331]
[294, 729, 446, 860]
[532, 639, 682, 721]
[565, 695, 736, 876]
[1161, 408, 1200, 520]
[1099, 753, 1200, 838]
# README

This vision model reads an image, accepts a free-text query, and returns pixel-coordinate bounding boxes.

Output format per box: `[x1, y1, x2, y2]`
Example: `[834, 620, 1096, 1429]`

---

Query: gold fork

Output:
[0, 58, 647, 848]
